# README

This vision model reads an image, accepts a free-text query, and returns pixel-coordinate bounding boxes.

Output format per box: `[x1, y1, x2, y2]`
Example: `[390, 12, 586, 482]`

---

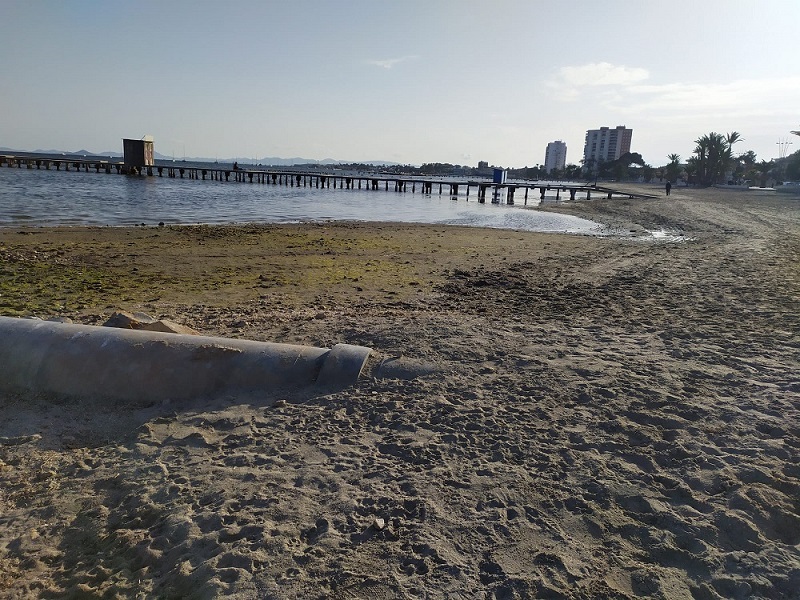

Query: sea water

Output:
[0, 165, 601, 233]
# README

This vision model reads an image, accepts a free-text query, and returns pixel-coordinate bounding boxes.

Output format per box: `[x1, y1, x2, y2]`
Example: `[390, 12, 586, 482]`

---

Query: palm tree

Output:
[707, 132, 728, 184]
[666, 153, 681, 183]
[693, 132, 737, 184]
[685, 157, 699, 185]
[726, 131, 743, 148]
[693, 135, 710, 184]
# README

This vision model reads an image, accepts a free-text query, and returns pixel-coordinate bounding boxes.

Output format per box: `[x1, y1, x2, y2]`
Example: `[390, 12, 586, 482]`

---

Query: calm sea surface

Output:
[0, 165, 601, 233]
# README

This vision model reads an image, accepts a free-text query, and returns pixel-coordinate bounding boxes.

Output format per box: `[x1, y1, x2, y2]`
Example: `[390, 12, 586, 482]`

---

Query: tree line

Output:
[333, 134, 800, 185]
[669, 131, 799, 186]
[581, 131, 800, 186]
[332, 161, 586, 181]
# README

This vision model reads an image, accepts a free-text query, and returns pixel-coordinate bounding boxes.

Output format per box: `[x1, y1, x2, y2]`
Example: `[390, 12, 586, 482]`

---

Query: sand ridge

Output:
[0, 186, 798, 598]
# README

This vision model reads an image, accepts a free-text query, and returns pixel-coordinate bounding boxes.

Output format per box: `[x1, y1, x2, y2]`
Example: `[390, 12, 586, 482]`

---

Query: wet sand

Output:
[0, 185, 798, 598]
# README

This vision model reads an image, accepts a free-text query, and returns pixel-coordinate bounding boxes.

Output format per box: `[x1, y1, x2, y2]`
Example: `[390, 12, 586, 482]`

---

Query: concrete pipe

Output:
[0, 316, 371, 403]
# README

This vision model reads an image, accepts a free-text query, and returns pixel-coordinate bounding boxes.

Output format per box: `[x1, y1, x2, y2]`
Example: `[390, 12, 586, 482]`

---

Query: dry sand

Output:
[0, 185, 798, 599]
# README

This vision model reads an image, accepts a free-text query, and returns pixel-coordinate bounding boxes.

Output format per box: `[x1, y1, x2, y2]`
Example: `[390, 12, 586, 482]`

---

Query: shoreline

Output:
[0, 186, 798, 598]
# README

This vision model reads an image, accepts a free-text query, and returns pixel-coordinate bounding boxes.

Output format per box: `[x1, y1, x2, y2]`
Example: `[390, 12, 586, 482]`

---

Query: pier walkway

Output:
[0, 155, 658, 204]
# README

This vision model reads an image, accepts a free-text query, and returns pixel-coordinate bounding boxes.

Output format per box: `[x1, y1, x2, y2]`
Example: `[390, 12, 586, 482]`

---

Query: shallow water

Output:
[647, 229, 691, 242]
[0, 166, 602, 233]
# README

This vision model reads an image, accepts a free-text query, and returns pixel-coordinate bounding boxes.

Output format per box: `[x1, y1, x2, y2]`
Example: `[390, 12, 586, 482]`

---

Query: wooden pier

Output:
[0, 155, 658, 204]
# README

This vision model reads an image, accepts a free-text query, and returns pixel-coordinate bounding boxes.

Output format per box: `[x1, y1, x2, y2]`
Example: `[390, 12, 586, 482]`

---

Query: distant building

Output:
[582, 125, 632, 168]
[476, 160, 491, 176]
[544, 140, 567, 174]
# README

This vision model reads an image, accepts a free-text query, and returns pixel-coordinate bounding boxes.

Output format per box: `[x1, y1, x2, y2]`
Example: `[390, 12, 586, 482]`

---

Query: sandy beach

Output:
[0, 185, 798, 598]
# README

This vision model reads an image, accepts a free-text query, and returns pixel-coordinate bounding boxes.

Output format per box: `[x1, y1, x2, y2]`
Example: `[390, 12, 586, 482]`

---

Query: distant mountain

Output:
[153, 151, 401, 167]
[33, 149, 84, 155]
[0, 147, 119, 157]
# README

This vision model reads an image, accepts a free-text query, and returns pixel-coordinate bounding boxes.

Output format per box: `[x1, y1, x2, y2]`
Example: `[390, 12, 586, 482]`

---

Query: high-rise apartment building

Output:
[582, 125, 633, 167]
[544, 140, 567, 174]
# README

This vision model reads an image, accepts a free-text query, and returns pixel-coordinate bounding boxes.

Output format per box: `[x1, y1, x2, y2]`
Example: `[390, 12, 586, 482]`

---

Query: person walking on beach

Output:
[666, 181, 672, 196]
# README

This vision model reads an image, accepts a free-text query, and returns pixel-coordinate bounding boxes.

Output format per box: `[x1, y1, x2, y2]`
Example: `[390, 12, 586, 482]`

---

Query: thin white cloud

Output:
[548, 61, 800, 124]
[365, 55, 419, 69]
[557, 62, 650, 87]
[602, 77, 800, 123]
[546, 62, 649, 103]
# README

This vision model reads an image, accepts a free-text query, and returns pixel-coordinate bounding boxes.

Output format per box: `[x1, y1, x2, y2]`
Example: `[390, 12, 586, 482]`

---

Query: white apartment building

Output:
[544, 140, 567, 174]
[582, 125, 633, 167]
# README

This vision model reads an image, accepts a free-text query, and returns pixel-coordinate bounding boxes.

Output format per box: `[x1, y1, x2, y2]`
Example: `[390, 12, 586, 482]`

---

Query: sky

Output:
[2, 0, 799, 168]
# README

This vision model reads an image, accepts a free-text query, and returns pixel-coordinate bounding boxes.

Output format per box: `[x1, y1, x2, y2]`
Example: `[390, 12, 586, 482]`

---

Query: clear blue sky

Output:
[2, 0, 798, 167]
